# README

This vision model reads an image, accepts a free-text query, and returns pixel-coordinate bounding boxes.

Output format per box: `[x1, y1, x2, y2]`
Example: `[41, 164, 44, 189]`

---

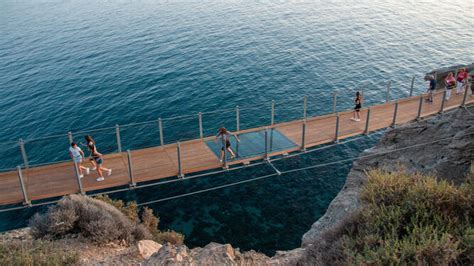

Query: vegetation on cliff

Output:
[29, 194, 184, 246]
[314, 170, 473, 265]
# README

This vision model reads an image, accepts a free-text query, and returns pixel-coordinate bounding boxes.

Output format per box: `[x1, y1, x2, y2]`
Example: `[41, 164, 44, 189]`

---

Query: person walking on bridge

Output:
[215, 127, 240, 163]
[425, 75, 436, 103]
[350, 91, 362, 121]
[456, 68, 468, 95]
[69, 142, 90, 178]
[85, 135, 112, 182]
[444, 72, 456, 101]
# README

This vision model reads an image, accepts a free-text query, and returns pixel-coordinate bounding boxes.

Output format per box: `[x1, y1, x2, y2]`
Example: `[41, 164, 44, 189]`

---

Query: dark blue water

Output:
[0, 0, 472, 255]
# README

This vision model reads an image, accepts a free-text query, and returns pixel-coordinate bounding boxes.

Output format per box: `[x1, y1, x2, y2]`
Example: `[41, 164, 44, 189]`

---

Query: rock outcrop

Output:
[146, 242, 271, 265]
[296, 105, 474, 264]
[138, 240, 163, 259]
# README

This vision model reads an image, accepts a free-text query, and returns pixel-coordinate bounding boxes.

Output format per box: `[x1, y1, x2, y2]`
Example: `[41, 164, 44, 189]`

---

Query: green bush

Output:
[0, 240, 79, 265]
[307, 170, 473, 265]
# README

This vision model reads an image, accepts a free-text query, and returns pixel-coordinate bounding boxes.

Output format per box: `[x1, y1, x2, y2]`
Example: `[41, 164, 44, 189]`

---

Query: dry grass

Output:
[0, 240, 79, 265]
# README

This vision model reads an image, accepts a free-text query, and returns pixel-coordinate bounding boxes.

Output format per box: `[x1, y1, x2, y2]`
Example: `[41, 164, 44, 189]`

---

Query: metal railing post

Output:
[127, 150, 136, 187]
[334, 115, 340, 143]
[271, 100, 275, 125]
[386, 81, 391, 102]
[409, 76, 415, 96]
[19, 139, 29, 169]
[115, 124, 122, 152]
[333, 91, 337, 113]
[198, 112, 203, 139]
[16, 166, 30, 206]
[264, 127, 269, 159]
[158, 118, 164, 146]
[461, 82, 469, 107]
[303, 96, 308, 119]
[439, 90, 447, 113]
[392, 101, 399, 127]
[301, 120, 306, 151]
[364, 108, 371, 134]
[236, 106, 240, 131]
[73, 161, 85, 195]
[177, 142, 183, 178]
[416, 95, 423, 120]
[68, 132, 73, 144]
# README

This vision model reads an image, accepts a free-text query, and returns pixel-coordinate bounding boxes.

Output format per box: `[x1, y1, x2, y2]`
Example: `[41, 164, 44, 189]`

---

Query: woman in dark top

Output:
[84, 135, 112, 182]
[351, 91, 362, 122]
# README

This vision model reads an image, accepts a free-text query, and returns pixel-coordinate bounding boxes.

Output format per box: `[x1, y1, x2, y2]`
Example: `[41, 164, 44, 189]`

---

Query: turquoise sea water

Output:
[0, 0, 472, 255]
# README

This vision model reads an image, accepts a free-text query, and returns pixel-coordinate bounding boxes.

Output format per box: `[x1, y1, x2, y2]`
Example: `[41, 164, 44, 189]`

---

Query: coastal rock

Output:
[147, 242, 271, 265]
[138, 240, 163, 259]
[296, 106, 474, 265]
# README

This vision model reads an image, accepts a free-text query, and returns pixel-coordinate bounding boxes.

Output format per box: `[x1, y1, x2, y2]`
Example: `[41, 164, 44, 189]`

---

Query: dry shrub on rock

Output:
[29, 194, 151, 245]
[301, 170, 473, 265]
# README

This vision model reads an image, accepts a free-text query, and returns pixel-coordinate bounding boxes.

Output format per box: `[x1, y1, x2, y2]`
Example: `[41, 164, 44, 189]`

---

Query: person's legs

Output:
[356, 110, 360, 121]
[456, 82, 464, 94]
[95, 158, 105, 181]
[220, 148, 225, 162]
[446, 89, 451, 100]
[89, 158, 97, 170]
[227, 147, 236, 158]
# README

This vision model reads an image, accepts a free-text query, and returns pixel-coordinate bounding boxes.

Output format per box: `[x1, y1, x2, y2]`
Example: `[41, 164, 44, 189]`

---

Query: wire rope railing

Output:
[1, 129, 471, 213]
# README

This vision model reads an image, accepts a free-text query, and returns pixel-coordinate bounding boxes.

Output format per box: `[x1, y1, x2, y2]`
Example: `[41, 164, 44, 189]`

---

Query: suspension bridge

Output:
[0, 85, 472, 208]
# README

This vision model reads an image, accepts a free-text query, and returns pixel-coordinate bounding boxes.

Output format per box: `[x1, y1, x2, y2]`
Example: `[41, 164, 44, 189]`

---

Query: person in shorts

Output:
[85, 135, 112, 182]
[215, 127, 240, 163]
[69, 142, 90, 178]
[425, 75, 436, 103]
[456, 68, 468, 94]
[350, 91, 362, 121]
[444, 72, 456, 101]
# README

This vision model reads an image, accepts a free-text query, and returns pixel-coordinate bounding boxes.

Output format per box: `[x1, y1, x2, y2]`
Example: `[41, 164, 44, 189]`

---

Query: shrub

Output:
[154, 230, 185, 245]
[29, 194, 150, 245]
[305, 170, 473, 265]
[141, 207, 184, 245]
[0, 240, 79, 265]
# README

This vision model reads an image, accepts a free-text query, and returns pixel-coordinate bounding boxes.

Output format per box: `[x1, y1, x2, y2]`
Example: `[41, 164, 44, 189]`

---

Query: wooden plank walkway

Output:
[0, 90, 472, 206]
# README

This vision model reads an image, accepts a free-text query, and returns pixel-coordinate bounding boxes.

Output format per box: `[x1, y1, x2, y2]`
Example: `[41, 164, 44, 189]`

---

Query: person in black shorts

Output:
[215, 127, 240, 163]
[351, 91, 362, 122]
[84, 135, 112, 182]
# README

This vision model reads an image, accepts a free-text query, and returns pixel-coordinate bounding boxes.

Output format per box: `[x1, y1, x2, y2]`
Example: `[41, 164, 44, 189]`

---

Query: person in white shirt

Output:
[69, 142, 90, 178]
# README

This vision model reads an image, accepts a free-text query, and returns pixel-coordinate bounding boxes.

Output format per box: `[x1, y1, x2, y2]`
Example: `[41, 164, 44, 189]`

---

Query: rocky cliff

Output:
[146, 105, 473, 265]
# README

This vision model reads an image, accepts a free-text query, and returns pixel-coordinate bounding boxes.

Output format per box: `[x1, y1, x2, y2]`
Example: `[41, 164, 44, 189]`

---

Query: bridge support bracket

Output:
[265, 158, 281, 176]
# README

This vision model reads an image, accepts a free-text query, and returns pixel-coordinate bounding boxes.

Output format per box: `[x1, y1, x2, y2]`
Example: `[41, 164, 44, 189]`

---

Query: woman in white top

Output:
[69, 142, 90, 178]
[215, 127, 240, 163]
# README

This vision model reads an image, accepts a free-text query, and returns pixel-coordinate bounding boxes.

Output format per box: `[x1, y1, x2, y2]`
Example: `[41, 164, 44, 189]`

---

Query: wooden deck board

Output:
[1, 91, 473, 206]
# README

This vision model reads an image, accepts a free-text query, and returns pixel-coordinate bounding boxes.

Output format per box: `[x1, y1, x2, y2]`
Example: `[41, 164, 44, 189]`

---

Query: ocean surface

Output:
[0, 0, 472, 255]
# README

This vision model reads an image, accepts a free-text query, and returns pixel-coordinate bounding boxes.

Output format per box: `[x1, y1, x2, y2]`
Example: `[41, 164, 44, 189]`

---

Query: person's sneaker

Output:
[356, 118, 361, 122]
[85, 168, 90, 175]
[107, 169, 112, 176]
[92, 167, 97, 171]
[219, 159, 223, 163]
[350, 118, 356, 121]
[96, 177, 105, 182]
[78, 174, 84, 179]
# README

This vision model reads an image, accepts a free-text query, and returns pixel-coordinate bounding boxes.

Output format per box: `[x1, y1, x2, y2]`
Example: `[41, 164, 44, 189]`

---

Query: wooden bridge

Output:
[1, 89, 472, 207]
